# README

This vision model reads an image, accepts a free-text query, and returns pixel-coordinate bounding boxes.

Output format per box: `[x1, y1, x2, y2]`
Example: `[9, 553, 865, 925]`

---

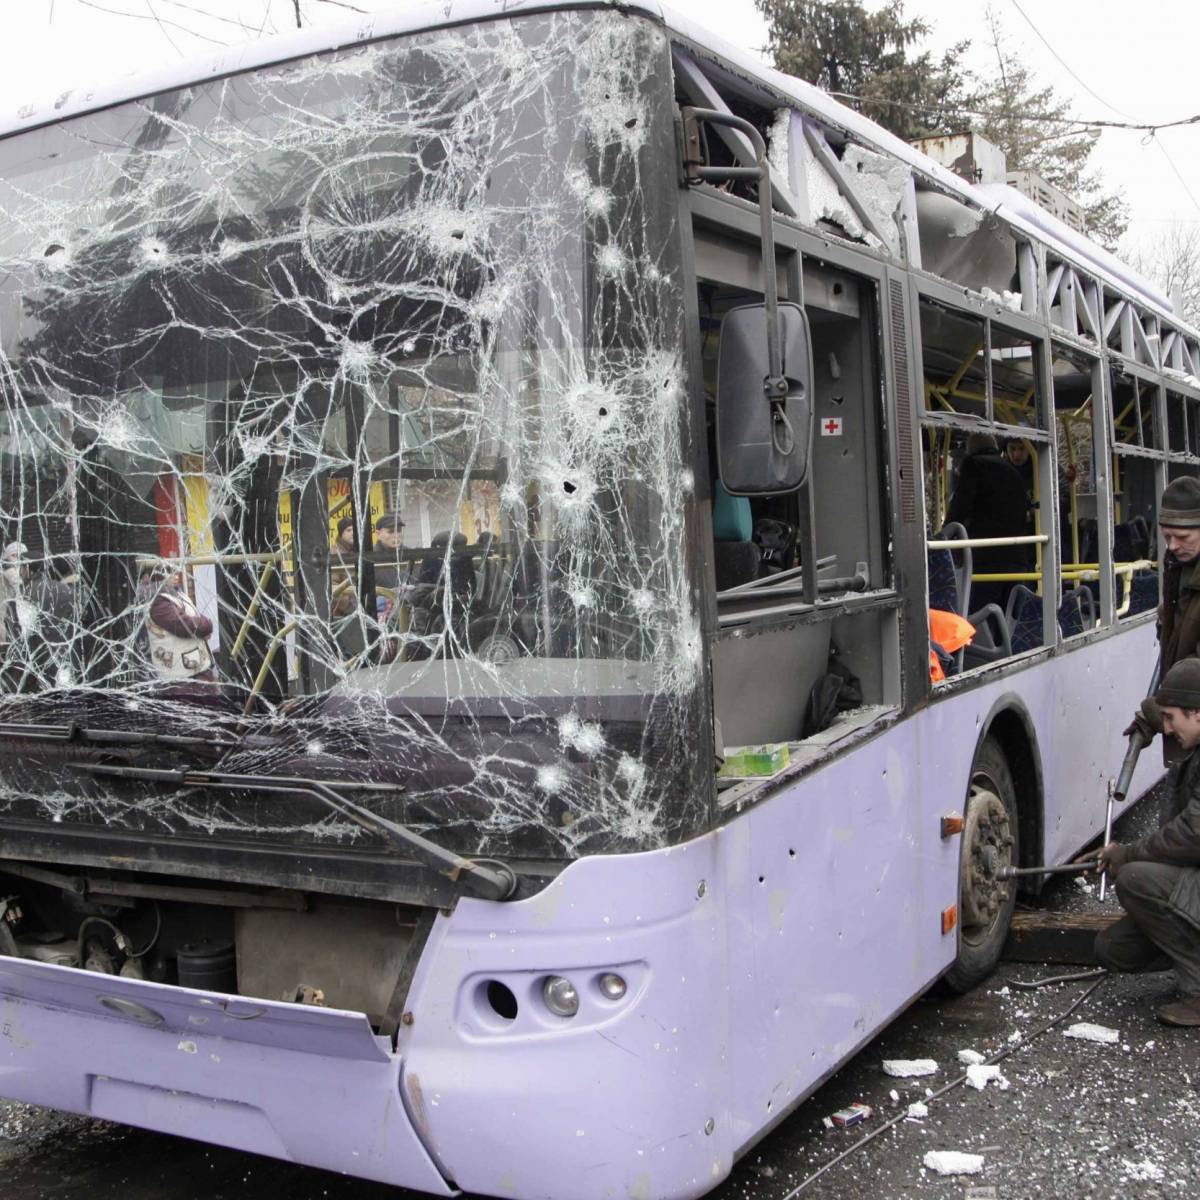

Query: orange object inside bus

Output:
[928, 609, 976, 683]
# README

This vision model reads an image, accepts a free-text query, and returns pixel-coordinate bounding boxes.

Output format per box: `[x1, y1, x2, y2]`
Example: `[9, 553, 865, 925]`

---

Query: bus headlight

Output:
[598, 972, 626, 1000]
[542, 975, 579, 1017]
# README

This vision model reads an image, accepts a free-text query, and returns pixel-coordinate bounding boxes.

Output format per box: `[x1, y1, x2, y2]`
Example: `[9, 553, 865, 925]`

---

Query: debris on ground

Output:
[905, 1101, 929, 1119]
[957, 1048, 986, 1066]
[829, 1103, 872, 1129]
[1121, 1159, 1165, 1183]
[881, 1058, 938, 1077]
[965, 1064, 1010, 1091]
[1064, 1021, 1120, 1044]
[923, 1149, 984, 1176]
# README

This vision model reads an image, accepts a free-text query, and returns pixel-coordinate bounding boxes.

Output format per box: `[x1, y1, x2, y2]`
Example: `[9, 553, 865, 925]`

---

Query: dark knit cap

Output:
[375, 512, 405, 531]
[1160, 476, 1200, 527]
[1156, 658, 1200, 710]
[966, 432, 998, 455]
[337, 516, 356, 536]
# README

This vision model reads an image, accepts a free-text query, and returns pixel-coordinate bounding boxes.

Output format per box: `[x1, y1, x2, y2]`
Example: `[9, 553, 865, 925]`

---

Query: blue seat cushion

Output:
[713, 480, 753, 542]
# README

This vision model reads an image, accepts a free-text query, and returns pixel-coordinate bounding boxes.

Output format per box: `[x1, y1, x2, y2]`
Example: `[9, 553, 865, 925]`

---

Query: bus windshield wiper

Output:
[0, 720, 241, 753]
[72, 762, 519, 902]
[0, 721, 520, 900]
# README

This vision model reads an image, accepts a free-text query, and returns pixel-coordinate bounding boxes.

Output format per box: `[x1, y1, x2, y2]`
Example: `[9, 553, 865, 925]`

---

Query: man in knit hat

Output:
[1090, 657, 1200, 1025]
[945, 432, 1032, 611]
[1128, 476, 1200, 754]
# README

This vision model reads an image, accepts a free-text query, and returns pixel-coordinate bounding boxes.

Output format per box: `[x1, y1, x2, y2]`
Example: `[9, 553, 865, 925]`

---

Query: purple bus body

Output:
[0, 624, 1159, 1199]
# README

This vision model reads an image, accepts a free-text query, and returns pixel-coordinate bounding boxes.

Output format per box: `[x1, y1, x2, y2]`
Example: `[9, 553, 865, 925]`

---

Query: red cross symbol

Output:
[822, 417, 843, 436]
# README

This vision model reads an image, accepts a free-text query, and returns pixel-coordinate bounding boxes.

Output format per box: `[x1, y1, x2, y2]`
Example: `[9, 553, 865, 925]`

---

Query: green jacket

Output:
[1161, 556, 1200, 671]
[1137, 556, 1200, 763]
[1126, 747, 1200, 933]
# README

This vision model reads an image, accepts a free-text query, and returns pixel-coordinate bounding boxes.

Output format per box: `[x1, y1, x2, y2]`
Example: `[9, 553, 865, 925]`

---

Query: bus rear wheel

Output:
[944, 735, 1019, 993]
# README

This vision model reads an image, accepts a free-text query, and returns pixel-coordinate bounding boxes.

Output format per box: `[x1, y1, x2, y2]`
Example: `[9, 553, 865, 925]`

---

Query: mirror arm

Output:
[681, 106, 788, 439]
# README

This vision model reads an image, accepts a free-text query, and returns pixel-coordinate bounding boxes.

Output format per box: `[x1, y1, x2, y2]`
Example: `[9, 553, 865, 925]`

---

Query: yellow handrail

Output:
[243, 618, 300, 716]
[230, 561, 276, 661]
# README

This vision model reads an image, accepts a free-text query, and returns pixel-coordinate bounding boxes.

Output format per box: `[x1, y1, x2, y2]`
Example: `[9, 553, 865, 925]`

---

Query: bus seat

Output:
[713, 479, 758, 591]
[937, 522, 972, 617]
[713, 480, 752, 541]
[1114, 518, 1151, 564]
[714, 543, 761, 591]
[1004, 586, 1043, 652]
[929, 524, 1010, 669]
[1127, 570, 1159, 615]
[1004, 584, 1092, 651]
[961, 604, 1013, 665]
[927, 546, 959, 613]
[753, 518, 796, 574]
[1067, 584, 1096, 628]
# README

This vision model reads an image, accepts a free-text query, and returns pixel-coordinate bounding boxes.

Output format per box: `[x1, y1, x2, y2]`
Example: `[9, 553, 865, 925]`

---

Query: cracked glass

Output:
[0, 10, 709, 869]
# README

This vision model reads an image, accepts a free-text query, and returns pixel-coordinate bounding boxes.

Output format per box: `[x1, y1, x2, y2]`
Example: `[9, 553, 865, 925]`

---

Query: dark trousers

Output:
[1095, 861, 1200, 995]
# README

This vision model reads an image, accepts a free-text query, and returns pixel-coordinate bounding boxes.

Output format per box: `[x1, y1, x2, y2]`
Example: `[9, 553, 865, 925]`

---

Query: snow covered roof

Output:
[0, 0, 1176, 323]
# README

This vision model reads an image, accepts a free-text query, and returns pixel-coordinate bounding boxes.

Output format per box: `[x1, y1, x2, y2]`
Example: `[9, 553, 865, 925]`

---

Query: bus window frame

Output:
[1059, 343, 1120, 627]
[679, 184, 909, 801]
[684, 188, 902, 626]
[916, 279, 1060, 655]
[1104, 356, 1167, 625]
[1165, 379, 1200, 466]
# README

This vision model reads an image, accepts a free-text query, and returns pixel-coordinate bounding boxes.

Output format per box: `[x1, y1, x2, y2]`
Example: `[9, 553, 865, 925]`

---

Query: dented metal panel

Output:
[0, 956, 452, 1191]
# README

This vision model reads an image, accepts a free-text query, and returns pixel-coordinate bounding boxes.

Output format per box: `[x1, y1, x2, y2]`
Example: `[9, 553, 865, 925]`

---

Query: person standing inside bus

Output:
[945, 433, 1032, 610]
[144, 568, 216, 683]
[1127, 476, 1200, 757]
[0, 542, 35, 646]
[373, 513, 409, 592]
[1090, 658, 1200, 1026]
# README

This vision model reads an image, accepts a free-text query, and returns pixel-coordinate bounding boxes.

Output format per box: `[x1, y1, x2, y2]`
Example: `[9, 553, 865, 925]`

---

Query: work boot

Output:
[1156, 994, 1200, 1027]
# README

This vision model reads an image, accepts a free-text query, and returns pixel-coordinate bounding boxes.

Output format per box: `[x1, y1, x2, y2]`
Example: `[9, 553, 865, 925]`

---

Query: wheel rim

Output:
[959, 774, 1014, 947]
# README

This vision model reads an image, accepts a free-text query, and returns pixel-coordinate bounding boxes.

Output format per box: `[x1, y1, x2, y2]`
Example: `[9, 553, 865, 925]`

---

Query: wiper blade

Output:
[73, 763, 519, 902]
[0, 721, 240, 753]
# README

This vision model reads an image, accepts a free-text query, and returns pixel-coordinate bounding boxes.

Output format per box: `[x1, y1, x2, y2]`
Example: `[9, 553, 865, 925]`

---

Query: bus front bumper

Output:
[0, 956, 452, 1193]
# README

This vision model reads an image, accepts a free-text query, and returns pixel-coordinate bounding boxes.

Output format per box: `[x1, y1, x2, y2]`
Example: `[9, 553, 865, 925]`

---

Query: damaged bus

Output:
[0, 2, 1181, 1196]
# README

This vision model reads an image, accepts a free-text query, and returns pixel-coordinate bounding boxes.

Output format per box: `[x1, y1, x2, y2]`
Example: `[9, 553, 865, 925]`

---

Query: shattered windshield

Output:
[0, 10, 707, 863]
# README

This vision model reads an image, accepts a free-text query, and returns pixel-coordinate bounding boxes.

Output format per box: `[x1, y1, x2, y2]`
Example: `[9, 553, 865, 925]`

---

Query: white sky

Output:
[2, 0, 1197, 255]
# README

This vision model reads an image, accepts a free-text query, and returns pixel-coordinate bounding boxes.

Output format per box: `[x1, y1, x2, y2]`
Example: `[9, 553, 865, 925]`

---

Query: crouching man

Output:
[1085, 658, 1200, 1026]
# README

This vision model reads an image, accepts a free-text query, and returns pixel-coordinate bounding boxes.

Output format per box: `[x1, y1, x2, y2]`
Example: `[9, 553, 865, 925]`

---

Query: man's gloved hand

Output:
[1122, 696, 1162, 742]
[1096, 842, 1130, 881]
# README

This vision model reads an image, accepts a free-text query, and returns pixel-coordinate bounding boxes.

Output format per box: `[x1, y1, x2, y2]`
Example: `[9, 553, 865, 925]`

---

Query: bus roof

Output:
[0, 0, 1176, 324]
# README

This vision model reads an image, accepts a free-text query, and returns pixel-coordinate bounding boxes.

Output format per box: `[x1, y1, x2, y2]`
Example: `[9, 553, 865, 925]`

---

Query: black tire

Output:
[944, 735, 1020, 993]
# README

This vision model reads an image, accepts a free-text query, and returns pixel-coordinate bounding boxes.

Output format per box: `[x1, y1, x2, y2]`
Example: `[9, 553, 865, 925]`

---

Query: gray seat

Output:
[937, 522, 1012, 667]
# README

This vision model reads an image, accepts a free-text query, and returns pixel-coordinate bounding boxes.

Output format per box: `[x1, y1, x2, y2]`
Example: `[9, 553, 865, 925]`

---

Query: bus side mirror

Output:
[716, 302, 814, 495]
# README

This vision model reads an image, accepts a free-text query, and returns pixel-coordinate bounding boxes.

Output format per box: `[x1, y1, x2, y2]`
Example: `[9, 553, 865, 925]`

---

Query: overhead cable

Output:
[1007, 0, 1138, 121]
[74, 0, 228, 45]
[825, 92, 1200, 136]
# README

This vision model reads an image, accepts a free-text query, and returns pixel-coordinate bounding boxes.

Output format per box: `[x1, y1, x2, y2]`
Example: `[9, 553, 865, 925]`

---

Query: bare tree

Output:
[1124, 223, 1200, 328]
